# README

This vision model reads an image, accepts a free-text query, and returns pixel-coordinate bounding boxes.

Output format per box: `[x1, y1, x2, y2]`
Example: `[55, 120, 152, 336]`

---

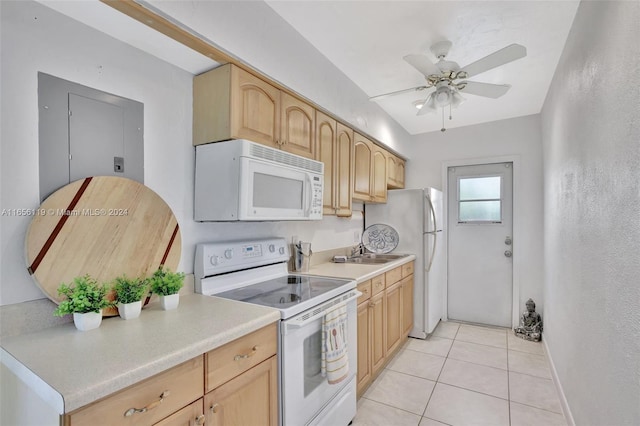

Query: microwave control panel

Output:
[310, 175, 323, 218]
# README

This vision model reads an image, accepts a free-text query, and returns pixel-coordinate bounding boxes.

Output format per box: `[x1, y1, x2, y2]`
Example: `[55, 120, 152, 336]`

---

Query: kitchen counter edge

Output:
[0, 294, 280, 414]
[305, 254, 417, 282]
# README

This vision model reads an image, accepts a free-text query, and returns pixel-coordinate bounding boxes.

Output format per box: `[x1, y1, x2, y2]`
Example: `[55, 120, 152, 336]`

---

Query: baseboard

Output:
[543, 337, 575, 426]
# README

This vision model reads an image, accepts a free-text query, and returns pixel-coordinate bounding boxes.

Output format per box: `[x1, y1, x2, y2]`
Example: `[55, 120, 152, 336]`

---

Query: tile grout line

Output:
[507, 342, 512, 426]
[420, 323, 460, 420]
[360, 396, 426, 420]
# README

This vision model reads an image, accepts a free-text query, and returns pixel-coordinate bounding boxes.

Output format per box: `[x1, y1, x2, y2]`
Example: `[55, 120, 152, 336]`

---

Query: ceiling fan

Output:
[370, 40, 527, 123]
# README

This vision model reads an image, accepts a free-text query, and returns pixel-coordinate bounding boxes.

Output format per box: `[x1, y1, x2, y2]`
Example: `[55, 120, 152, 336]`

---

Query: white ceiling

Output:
[265, 1, 580, 134]
[40, 0, 579, 136]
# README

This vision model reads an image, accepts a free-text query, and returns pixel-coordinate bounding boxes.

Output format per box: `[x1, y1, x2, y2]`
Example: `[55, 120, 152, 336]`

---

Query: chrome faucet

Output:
[350, 243, 364, 257]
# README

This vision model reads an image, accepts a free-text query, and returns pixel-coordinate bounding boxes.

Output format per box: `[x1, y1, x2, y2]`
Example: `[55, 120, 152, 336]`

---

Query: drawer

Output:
[385, 266, 402, 286]
[402, 261, 415, 277]
[206, 322, 277, 392]
[371, 274, 386, 296]
[66, 356, 204, 426]
[357, 280, 372, 304]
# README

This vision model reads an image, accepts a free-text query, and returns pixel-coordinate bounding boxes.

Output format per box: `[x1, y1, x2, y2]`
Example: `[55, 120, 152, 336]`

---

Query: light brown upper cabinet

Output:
[353, 132, 388, 203]
[194, 64, 279, 148]
[280, 92, 315, 158]
[353, 133, 373, 201]
[316, 110, 353, 216]
[386, 153, 406, 189]
[194, 64, 316, 159]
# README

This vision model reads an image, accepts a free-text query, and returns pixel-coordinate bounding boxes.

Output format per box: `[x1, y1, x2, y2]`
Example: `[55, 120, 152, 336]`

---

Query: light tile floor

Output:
[353, 321, 566, 426]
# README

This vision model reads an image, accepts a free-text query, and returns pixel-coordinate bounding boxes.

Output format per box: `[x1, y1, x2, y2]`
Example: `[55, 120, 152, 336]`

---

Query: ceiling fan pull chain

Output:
[449, 104, 452, 120]
[441, 108, 446, 132]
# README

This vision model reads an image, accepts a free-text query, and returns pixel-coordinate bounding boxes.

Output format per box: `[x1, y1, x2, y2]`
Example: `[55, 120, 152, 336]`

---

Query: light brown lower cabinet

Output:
[63, 322, 278, 426]
[154, 398, 204, 426]
[356, 261, 415, 398]
[205, 356, 278, 426]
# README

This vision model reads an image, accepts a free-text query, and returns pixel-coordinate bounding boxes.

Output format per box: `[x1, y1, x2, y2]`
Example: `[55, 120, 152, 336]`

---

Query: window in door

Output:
[457, 175, 503, 223]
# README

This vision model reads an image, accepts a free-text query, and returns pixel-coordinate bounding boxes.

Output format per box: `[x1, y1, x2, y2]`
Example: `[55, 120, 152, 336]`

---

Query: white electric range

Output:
[195, 237, 359, 426]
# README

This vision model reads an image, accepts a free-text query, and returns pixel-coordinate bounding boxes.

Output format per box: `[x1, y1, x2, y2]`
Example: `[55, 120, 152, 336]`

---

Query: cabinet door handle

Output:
[124, 390, 170, 417]
[210, 403, 220, 414]
[195, 414, 206, 425]
[234, 345, 258, 361]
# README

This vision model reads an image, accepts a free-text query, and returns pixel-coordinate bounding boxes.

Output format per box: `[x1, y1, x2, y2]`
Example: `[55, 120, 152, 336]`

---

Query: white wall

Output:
[398, 114, 544, 318]
[146, 0, 412, 154]
[540, 1, 640, 424]
[0, 1, 368, 306]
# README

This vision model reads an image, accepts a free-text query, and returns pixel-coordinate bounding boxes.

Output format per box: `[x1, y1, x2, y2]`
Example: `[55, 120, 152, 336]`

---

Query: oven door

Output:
[280, 293, 358, 426]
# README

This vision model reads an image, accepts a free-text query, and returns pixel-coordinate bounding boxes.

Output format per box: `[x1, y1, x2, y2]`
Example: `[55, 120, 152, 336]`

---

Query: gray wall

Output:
[540, 1, 640, 424]
[401, 115, 544, 323]
[0, 1, 383, 305]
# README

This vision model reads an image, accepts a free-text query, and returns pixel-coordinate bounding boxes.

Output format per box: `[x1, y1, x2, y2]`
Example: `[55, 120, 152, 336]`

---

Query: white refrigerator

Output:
[365, 188, 445, 338]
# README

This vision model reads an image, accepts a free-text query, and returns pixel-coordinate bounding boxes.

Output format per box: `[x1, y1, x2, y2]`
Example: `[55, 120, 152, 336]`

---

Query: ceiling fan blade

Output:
[460, 81, 512, 98]
[403, 54, 441, 77]
[369, 85, 430, 101]
[460, 44, 526, 78]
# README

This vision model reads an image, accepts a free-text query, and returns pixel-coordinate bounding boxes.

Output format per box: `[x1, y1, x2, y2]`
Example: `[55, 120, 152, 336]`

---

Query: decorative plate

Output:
[362, 224, 399, 254]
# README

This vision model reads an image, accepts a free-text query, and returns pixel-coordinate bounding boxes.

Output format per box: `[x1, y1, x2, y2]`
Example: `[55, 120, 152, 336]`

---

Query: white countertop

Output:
[0, 294, 280, 413]
[306, 254, 416, 282]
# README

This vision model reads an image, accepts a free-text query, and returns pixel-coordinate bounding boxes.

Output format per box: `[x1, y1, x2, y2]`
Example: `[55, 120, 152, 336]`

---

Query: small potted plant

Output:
[113, 275, 148, 320]
[149, 267, 185, 310]
[54, 274, 112, 331]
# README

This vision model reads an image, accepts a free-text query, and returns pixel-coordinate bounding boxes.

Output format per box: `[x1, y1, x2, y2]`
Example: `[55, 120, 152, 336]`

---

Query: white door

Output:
[447, 162, 513, 327]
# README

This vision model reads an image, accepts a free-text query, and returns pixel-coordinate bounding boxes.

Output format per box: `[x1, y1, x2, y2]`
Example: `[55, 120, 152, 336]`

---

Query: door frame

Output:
[441, 155, 521, 329]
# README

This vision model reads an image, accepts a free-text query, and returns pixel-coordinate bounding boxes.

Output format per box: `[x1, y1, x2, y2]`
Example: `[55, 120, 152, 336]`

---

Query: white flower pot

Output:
[117, 301, 142, 320]
[159, 294, 179, 310]
[73, 311, 102, 331]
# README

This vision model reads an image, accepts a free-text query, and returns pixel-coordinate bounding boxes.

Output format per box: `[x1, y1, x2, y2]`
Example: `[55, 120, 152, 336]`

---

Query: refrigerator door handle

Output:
[425, 193, 437, 233]
[424, 193, 438, 272]
[426, 232, 437, 272]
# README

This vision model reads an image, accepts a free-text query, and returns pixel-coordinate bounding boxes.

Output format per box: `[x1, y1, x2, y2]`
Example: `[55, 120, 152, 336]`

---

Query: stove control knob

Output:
[209, 255, 219, 266]
[279, 247, 285, 255]
[268, 244, 276, 253]
[224, 249, 233, 259]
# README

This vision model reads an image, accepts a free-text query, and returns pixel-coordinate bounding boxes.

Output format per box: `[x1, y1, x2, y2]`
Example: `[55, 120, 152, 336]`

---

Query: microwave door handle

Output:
[304, 174, 313, 216]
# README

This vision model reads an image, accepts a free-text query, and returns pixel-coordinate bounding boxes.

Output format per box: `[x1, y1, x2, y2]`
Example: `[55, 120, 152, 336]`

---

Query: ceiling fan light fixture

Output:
[450, 90, 465, 109]
[434, 86, 452, 107]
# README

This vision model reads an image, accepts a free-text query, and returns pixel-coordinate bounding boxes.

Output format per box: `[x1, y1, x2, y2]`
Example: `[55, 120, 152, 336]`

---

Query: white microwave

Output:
[194, 140, 324, 221]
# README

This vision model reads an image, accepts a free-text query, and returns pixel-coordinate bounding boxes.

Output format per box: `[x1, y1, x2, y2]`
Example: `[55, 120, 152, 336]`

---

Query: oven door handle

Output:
[284, 290, 361, 330]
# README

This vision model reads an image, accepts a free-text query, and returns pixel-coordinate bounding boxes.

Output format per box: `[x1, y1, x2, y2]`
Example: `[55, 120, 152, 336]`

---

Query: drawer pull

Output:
[123, 390, 170, 417]
[210, 403, 220, 414]
[234, 345, 258, 361]
[195, 414, 206, 425]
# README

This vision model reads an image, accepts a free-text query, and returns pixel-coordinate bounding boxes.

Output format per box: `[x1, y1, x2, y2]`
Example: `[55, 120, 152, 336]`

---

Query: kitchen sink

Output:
[344, 253, 409, 264]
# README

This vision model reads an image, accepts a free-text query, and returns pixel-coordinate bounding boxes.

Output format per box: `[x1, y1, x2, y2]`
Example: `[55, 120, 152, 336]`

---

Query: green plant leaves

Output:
[149, 267, 185, 296]
[53, 275, 112, 316]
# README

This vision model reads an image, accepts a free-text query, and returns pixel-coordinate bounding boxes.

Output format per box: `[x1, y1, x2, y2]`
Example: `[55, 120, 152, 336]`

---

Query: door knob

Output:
[504, 250, 512, 258]
[505, 237, 512, 245]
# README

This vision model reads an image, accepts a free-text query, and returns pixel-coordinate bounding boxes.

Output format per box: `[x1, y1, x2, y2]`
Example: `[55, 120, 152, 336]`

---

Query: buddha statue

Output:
[514, 298, 542, 341]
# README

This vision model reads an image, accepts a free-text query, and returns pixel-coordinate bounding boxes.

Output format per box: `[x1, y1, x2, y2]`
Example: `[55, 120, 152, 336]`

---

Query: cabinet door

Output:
[353, 133, 373, 201]
[370, 292, 386, 376]
[316, 111, 337, 215]
[357, 301, 372, 397]
[385, 280, 402, 355]
[230, 67, 280, 147]
[280, 92, 315, 159]
[396, 158, 406, 188]
[387, 154, 398, 188]
[205, 356, 278, 426]
[401, 275, 414, 336]
[372, 147, 388, 203]
[335, 123, 354, 216]
[154, 398, 204, 426]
